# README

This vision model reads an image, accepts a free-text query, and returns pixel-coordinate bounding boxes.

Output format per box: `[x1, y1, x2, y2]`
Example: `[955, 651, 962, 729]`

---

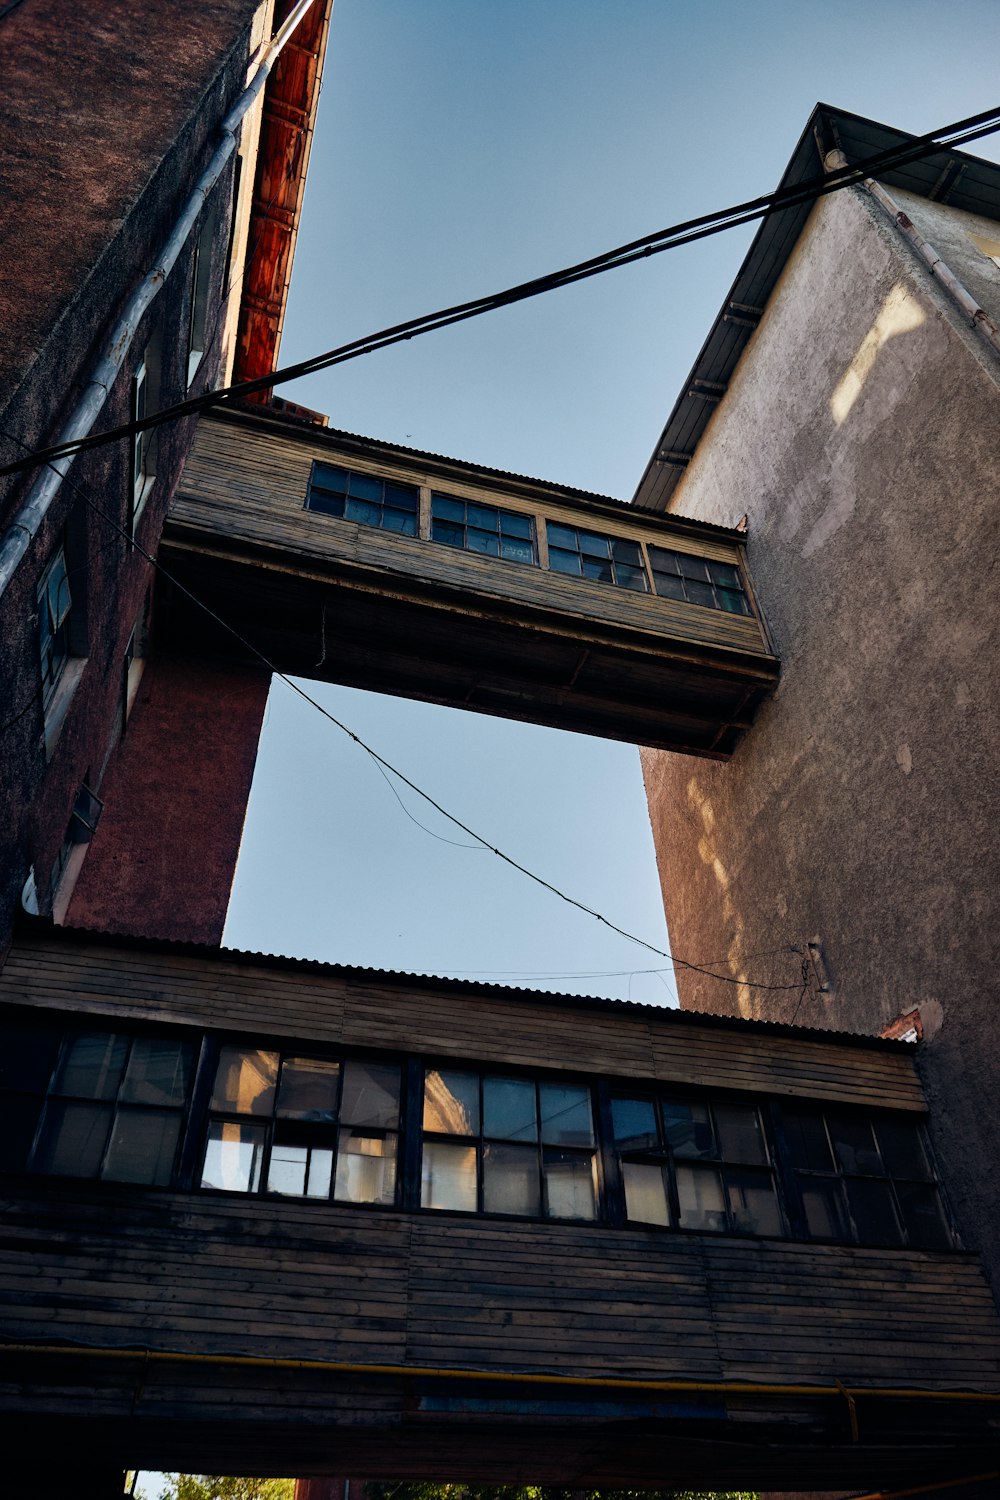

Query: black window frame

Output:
[37, 541, 74, 708]
[647, 545, 751, 615]
[305, 461, 419, 537]
[430, 493, 537, 565]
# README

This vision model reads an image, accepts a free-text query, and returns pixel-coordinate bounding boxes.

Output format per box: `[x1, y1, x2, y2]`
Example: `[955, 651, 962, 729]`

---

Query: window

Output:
[546, 523, 648, 592]
[430, 495, 536, 564]
[306, 462, 418, 536]
[201, 1047, 400, 1204]
[9, 1025, 196, 1186]
[130, 333, 160, 530]
[186, 216, 215, 389]
[37, 544, 72, 707]
[647, 546, 750, 615]
[421, 1068, 598, 1220]
[611, 1094, 783, 1236]
[780, 1105, 952, 1249]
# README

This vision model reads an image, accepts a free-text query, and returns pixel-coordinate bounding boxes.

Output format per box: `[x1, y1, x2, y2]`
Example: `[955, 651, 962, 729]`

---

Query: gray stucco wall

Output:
[640, 181, 1000, 1296]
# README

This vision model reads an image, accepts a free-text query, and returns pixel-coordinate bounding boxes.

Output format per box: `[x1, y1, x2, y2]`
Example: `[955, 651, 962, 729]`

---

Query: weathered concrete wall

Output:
[640, 182, 1000, 1296]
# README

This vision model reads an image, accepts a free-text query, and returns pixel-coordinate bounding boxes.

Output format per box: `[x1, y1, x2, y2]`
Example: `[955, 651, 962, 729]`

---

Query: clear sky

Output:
[223, 0, 1000, 1000]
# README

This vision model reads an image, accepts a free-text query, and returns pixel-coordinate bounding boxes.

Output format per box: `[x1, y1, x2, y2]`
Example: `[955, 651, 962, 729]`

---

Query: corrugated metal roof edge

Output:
[9, 914, 912, 1053]
[631, 101, 1000, 512]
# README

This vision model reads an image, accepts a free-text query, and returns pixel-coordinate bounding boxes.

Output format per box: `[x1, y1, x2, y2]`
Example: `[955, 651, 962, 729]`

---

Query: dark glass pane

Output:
[0, 1094, 43, 1172]
[432, 495, 465, 522]
[46, 549, 72, 626]
[847, 1178, 902, 1245]
[466, 528, 499, 557]
[726, 1167, 782, 1235]
[201, 1120, 266, 1192]
[424, 1069, 479, 1135]
[685, 579, 717, 609]
[499, 511, 532, 539]
[335, 1128, 396, 1204]
[483, 1142, 539, 1216]
[383, 483, 417, 510]
[432, 520, 465, 547]
[347, 472, 382, 502]
[896, 1181, 951, 1249]
[648, 547, 681, 576]
[676, 1162, 726, 1231]
[312, 463, 349, 494]
[211, 1048, 278, 1116]
[548, 548, 581, 575]
[579, 531, 611, 558]
[829, 1115, 883, 1175]
[52, 1032, 127, 1100]
[543, 1148, 596, 1219]
[679, 555, 712, 583]
[611, 539, 642, 566]
[466, 503, 498, 531]
[622, 1161, 670, 1225]
[500, 537, 534, 564]
[710, 561, 741, 588]
[340, 1060, 400, 1129]
[121, 1038, 193, 1106]
[718, 587, 750, 614]
[616, 565, 649, 592]
[800, 1176, 851, 1240]
[307, 489, 346, 518]
[539, 1083, 593, 1146]
[663, 1099, 714, 1158]
[546, 523, 578, 551]
[784, 1110, 834, 1171]
[34, 1100, 112, 1177]
[581, 557, 614, 583]
[276, 1056, 340, 1120]
[0, 1018, 59, 1093]
[611, 1097, 658, 1151]
[653, 572, 687, 601]
[345, 497, 381, 527]
[715, 1103, 768, 1165]
[103, 1107, 180, 1185]
[421, 1140, 476, 1210]
[483, 1076, 537, 1141]
[875, 1119, 934, 1181]
[382, 508, 417, 535]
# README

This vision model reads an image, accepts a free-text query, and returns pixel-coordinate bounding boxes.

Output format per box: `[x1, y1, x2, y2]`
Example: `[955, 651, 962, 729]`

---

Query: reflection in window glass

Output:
[726, 1168, 782, 1236]
[539, 1083, 594, 1146]
[483, 1077, 537, 1141]
[202, 1120, 266, 1193]
[622, 1161, 670, 1226]
[335, 1130, 397, 1205]
[422, 1140, 477, 1211]
[424, 1070, 479, 1135]
[211, 1048, 278, 1116]
[276, 1056, 340, 1120]
[53, 1033, 127, 1101]
[676, 1163, 727, 1231]
[483, 1143, 539, 1216]
[543, 1148, 597, 1220]
[611, 1097, 659, 1151]
[663, 1100, 714, 1158]
[120, 1038, 193, 1106]
[341, 1060, 400, 1129]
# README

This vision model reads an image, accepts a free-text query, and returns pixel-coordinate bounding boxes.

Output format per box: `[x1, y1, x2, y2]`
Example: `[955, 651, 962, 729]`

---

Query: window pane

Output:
[500, 512, 532, 539]
[652, 572, 686, 602]
[718, 588, 750, 615]
[715, 1103, 768, 1165]
[312, 464, 349, 494]
[548, 548, 580, 575]
[616, 565, 649, 592]
[421, 1140, 477, 1211]
[382, 508, 417, 536]
[676, 1163, 727, 1231]
[424, 1069, 479, 1134]
[103, 1107, 180, 1185]
[829, 1116, 883, 1175]
[847, 1178, 902, 1245]
[611, 1097, 659, 1151]
[340, 1060, 400, 1128]
[610, 539, 642, 566]
[685, 579, 716, 608]
[211, 1048, 278, 1116]
[345, 497, 380, 527]
[543, 1148, 597, 1219]
[121, 1038, 194, 1106]
[679, 556, 712, 583]
[483, 1077, 537, 1141]
[500, 537, 534, 564]
[432, 520, 464, 547]
[648, 547, 681, 576]
[0, 1018, 59, 1093]
[0, 1094, 43, 1172]
[875, 1119, 934, 1181]
[34, 1100, 112, 1177]
[784, 1110, 834, 1171]
[201, 1120, 266, 1192]
[581, 557, 614, 583]
[269, 1143, 334, 1199]
[546, 523, 578, 550]
[466, 503, 497, 530]
[347, 472, 382, 502]
[276, 1056, 340, 1120]
[800, 1177, 851, 1240]
[540, 1083, 594, 1146]
[46, 548, 72, 629]
[483, 1143, 539, 1216]
[383, 483, 417, 510]
[52, 1032, 128, 1100]
[622, 1161, 670, 1226]
[578, 532, 610, 558]
[663, 1100, 714, 1158]
[710, 562, 741, 590]
[726, 1168, 782, 1235]
[308, 489, 346, 517]
[896, 1181, 951, 1249]
[335, 1129, 397, 1205]
[432, 495, 465, 522]
[466, 529, 499, 556]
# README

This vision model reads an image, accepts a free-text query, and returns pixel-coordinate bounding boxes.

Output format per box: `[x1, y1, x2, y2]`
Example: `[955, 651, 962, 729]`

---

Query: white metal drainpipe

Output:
[825, 147, 1000, 361]
[0, 0, 319, 601]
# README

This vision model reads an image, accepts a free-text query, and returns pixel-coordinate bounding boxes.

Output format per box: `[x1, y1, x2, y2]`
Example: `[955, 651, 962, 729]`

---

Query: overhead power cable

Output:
[2, 102, 999, 482]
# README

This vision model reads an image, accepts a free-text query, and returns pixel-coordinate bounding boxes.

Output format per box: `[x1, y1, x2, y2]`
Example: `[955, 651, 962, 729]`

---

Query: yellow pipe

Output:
[3, 1343, 1000, 1404]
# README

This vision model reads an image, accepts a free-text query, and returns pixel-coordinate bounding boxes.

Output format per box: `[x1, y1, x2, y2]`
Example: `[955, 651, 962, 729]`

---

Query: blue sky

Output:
[223, 0, 1000, 1001]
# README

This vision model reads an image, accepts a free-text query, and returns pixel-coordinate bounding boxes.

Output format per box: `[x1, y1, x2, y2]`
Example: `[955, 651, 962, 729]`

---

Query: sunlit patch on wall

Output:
[830, 284, 925, 426]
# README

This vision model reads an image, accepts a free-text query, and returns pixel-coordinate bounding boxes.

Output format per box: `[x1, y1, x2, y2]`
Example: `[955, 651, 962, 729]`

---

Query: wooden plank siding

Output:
[1, 931, 924, 1108]
[158, 408, 779, 756]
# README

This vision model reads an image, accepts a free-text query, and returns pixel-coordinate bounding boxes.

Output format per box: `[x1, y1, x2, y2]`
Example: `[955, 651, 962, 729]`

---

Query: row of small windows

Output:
[0, 1014, 953, 1252]
[305, 462, 751, 616]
